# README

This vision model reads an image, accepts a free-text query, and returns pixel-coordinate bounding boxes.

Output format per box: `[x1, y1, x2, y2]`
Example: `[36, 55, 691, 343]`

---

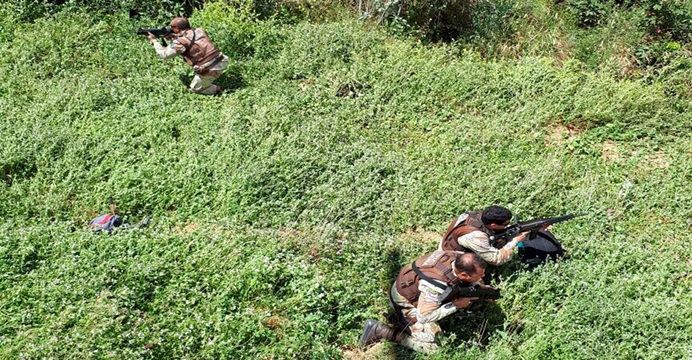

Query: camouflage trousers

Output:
[389, 284, 441, 353]
[190, 69, 224, 95]
[190, 56, 229, 95]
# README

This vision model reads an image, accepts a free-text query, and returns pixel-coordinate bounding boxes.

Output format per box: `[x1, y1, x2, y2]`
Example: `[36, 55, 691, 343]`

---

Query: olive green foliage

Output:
[1, 1, 691, 359]
[5, 0, 202, 21]
[353, 0, 691, 87]
[566, 0, 692, 40]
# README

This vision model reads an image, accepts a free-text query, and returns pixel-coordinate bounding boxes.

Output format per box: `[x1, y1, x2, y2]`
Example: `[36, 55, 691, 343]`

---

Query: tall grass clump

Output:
[1, 1, 691, 359]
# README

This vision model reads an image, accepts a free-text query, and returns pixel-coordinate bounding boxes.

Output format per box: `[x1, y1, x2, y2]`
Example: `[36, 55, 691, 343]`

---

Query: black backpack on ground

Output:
[518, 230, 565, 267]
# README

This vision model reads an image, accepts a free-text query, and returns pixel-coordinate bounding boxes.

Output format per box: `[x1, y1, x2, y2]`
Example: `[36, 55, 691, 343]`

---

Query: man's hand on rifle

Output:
[452, 297, 478, 309]
[514, 231, 531, 243]
[146, 32, 157, 43]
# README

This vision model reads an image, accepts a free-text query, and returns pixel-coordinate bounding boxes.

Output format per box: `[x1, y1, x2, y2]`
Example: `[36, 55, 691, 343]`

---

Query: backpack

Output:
[518, 230, 565, 267]
[88, 214, 124, 232]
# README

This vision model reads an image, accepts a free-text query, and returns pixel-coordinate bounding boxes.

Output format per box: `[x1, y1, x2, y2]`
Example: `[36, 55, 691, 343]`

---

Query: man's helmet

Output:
[170, 17, 190, 29]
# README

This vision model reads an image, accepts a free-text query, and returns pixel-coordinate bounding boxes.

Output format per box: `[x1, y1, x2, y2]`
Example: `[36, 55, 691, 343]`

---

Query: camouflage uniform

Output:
[439, 211, 521, 266]
[151, 28, 229, 95]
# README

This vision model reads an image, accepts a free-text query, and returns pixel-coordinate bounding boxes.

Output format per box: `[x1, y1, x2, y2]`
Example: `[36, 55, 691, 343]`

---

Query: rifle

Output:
[452, 284, 502, 300]
[489, 212, 587, 243]
[136, 27, 173, 46]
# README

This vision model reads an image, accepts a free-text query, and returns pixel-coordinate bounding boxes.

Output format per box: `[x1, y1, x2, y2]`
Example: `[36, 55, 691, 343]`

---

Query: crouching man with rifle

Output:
[359, 251, 496, 353]
[439, 205, 585, 268]
[141, 17, 229, 95]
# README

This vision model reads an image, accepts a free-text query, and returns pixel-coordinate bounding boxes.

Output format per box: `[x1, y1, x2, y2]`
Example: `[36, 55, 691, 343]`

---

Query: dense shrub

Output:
[641, 0, 692, 41]
[565, 0, 610, 27]
[5, 0, 203, 21]
[354, 0, 479, 41]
[565, 0, 692, 41]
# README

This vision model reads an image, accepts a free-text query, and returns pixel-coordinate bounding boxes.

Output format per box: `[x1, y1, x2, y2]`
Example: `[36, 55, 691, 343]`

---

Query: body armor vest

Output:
[440, 211, 492, 252]
[395, 250, 460, 305]
[176, 28, 221, 67]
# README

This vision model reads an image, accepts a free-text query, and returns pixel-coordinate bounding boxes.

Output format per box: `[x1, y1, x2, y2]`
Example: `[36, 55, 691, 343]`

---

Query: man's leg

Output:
[398, 322, 441, 353]
[386, 286, 441, 353]
[189, 70, 223, 95]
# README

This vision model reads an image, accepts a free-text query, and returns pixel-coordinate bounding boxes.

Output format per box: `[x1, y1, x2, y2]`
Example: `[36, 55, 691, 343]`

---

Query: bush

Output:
[565, 0, 692, 40]
[566, 0, 610, 27]
[5, 0, 203, 21]
[356, 0, 478, 41]
[641, 0, 692, 41]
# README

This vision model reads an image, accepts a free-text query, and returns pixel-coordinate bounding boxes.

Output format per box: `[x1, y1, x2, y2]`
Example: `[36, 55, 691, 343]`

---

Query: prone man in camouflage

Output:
[439, 205, 531, 266]
[146, 17, 229, 95]
[359, 251, 488, 353]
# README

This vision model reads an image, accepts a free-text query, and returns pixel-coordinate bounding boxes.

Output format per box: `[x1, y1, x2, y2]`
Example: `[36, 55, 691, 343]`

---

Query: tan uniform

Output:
[151, 28, 229, 95]
[389, 250, 476, 353]
[439, 212, 521, 266]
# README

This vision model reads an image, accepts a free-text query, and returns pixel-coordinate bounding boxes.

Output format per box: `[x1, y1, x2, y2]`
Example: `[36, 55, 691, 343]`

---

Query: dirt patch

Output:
[263, 316, 284, 330]
[615, 48, 638, 79]
[299, 79, 315, 92]
[552, 32, 572, 67]
[396, 228, 440, 245]
[544, 123, 584, 146]
[601, 140, 620, 160]
[342, 343, 393, 360]
[601, 144, 670, 168]
[643, 151, 670, 169]
[175, 222, 199, 234]
[277, 228, 319, 238]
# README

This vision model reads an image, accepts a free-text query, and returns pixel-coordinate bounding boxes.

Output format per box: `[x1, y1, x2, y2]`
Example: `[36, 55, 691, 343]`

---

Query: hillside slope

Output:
[1, 3, 690, 359]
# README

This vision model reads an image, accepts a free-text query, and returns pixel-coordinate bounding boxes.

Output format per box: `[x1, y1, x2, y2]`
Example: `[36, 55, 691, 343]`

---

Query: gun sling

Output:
[411, 260, 459, 289]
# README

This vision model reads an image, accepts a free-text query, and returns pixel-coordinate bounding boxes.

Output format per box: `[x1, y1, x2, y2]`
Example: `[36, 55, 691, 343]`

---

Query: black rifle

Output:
[136, 27, 172, 46]
[452, 284, 502, 300]
[385, 283, 500, 330]
[490, 213, 587, 243]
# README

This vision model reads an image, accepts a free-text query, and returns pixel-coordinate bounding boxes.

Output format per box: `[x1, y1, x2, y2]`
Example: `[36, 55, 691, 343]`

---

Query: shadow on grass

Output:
[385, 247, 404, 290]
[441, 300, 507, 348]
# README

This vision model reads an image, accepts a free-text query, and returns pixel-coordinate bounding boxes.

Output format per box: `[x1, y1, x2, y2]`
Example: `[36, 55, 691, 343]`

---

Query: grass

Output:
[0, 2, 691, 359]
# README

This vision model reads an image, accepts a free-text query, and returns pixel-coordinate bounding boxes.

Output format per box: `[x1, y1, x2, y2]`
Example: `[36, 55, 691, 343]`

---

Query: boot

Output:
[358, 319, 397, 348]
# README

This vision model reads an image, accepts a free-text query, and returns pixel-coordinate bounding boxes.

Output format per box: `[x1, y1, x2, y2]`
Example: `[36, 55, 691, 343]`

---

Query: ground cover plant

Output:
[1, 1, 691, 359]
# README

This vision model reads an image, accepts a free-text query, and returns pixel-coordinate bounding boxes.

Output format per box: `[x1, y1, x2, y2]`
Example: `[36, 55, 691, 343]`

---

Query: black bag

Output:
[518, 230, 565, 267]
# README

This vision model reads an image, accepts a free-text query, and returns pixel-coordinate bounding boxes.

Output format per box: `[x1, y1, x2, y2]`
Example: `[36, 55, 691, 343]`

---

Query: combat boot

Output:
[358, 319, 398, 348]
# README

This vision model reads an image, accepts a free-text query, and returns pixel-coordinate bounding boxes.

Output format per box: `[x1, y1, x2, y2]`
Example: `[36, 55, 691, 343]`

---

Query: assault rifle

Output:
[386, 284, 501, 330]
[489, 213, 587, 243]
[453, 284, 502, 300]
[136, 27, 173, 46]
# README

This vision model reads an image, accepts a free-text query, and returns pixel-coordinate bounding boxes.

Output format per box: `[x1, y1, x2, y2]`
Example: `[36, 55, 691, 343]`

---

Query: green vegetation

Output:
[1, 0, 690, 359]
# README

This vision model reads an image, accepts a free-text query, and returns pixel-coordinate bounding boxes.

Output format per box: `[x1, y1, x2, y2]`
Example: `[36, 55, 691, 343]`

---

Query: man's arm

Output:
[457, 230, 522, 266]
[415, 280, 458, 324]
[147, 33, 185, 60]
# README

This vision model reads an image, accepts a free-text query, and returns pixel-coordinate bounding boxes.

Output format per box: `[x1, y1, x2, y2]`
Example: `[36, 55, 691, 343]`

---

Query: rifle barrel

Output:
[492, 212, 587, 241]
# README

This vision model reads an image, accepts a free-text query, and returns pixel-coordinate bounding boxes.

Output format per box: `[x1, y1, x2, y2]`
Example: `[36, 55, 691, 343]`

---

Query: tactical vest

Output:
[439, 211, 491, 252]
[176, 28, 221, 67]
[395, 250, 460, 305]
